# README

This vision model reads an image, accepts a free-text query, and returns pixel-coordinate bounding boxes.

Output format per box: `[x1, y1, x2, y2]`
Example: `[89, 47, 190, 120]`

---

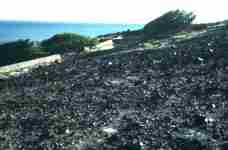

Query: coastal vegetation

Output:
[0, 33, 98, 66]
[143, 9, 196, 39]
[0, 39, 48, 66]
[0, 10, 201, 67]
[41, 33, 99, 54]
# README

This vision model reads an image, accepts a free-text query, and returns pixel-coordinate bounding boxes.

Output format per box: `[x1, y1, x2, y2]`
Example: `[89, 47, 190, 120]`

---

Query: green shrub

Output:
[0, 39, 48, 66]
[143, 10, 196, 39]
[41, 33, 98, 54]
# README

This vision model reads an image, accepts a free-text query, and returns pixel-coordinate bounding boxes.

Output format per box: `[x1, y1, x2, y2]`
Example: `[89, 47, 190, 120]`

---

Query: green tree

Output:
[41, 33, 98, 54]
[0, 39, 49, 66]
[143, 10, 196, 38]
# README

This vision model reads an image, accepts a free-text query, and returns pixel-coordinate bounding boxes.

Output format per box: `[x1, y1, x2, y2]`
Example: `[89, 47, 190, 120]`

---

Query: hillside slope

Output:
[0, 24, 228, 150]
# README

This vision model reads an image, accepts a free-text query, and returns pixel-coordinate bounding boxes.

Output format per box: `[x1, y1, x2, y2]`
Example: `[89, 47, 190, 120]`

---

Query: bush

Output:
[143, 10, 196, 38]
[41, 33, 98, 54]
[0, 40, 48, 66]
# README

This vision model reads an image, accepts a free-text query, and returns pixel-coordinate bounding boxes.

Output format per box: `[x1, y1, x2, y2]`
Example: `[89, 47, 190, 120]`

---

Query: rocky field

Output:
[0, 25, 228, 150]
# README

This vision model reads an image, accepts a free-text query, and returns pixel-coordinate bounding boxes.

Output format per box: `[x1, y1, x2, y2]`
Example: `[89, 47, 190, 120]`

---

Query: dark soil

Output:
[1, 26, 228, 150]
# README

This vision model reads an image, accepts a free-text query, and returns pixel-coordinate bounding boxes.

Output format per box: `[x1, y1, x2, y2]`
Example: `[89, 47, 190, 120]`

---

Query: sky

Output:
[0, 0, 228, 24]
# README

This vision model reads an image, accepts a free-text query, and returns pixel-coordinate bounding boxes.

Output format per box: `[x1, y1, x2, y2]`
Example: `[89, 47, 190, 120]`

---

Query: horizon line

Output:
[0, 19, 145, 25]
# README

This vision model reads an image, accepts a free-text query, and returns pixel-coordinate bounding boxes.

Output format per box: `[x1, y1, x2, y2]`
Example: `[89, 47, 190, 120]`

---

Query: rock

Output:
[102, 127, 118, 134]
[172, 128, 210, 150]
[220, 142, 228, 150]
[0, 21, 228, 150]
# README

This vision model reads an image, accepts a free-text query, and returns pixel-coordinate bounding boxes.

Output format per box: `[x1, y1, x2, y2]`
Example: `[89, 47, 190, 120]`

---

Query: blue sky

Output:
[0, 0, 227, 24]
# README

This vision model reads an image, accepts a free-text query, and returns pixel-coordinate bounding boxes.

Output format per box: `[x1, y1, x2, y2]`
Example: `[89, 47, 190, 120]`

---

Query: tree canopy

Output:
[143, 10, 196, 38]
[0, 39, 46, 66]
[41, 33, 98, 54]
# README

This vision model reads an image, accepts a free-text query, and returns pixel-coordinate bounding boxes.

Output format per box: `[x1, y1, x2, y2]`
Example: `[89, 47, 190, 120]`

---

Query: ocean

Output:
[0, 20, 144, 43]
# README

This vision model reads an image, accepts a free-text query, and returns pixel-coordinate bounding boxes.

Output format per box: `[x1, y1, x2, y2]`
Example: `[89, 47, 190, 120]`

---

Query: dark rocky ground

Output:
[1, 25, 228, 150]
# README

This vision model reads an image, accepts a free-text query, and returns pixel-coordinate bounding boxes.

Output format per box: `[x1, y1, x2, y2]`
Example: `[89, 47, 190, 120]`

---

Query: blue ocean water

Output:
[0, 20, 144, 43]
